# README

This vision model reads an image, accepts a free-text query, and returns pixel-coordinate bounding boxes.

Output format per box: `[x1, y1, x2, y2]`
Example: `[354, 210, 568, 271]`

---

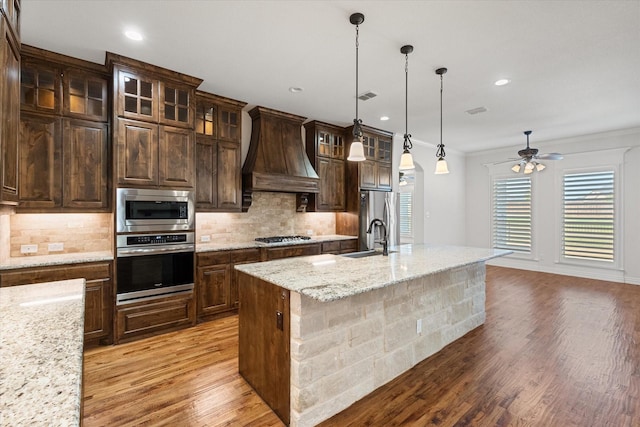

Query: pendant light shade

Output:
[399, 45, 415, 171]
[347, 13, 366, 162]
[434, 67, 449, 175]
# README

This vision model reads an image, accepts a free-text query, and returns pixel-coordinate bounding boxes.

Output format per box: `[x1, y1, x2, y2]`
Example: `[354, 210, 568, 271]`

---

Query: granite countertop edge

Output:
[0, 251, 114, 271]
[235, 245, 512, 302]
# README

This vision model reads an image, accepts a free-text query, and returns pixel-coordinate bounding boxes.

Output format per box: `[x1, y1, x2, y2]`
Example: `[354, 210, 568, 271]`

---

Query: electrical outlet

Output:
[416, 319, 422, 334]
[306, 229, 313, 236]
[201, 235, 211, 242]
[48, 242, 64, 252]
[20, 244, 38, 254]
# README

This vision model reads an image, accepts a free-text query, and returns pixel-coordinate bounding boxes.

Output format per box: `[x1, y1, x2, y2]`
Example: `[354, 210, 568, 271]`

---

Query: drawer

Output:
[197, 251, 231, 267]
[230, 248, 261, 264]
[266, 243, 320, 261]
[321, 241, 340, 254]
[340, 239, 358, 253]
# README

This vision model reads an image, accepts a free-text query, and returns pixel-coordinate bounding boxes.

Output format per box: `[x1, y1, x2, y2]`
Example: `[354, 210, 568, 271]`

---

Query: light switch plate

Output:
[21, 244, 38, 254]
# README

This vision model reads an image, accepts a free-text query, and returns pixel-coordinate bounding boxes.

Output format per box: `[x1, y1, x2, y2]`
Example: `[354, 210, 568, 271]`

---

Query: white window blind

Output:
[399, 192, 413, 238]
[493, 177, 532, 253]
[562, 171, 614, 262]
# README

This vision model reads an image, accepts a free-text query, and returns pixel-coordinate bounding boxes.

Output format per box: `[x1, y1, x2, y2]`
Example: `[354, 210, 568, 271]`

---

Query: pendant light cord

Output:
[436, 71, 446, 159]
[353, 23, 362, 139]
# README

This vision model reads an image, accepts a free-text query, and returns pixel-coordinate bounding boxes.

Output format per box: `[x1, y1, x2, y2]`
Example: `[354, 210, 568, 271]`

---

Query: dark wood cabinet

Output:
[0, 14, 20, 205]
[265, 243, 321, 261]
[63, 119, 109, 209]
[116, 293, 195, 344]
[196, 248, 261, 321]
[194, 91, 246, 212]
[0, 261, 114, 347]
[18, 113, 61, 209]
[108, 53, 202, 190]
[0, 0, 20, 43]
[238, 274, 290, 425]
[303, 121, 346, 212]
[345, 125, 393, 192]
[17, 46, 110, 212]
[320, 238, 358, 255]
[63, 68, 108, 121]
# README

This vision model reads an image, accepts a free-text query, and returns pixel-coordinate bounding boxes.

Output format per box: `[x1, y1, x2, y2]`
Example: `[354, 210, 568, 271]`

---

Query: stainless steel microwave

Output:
[116, 188, 194, 233]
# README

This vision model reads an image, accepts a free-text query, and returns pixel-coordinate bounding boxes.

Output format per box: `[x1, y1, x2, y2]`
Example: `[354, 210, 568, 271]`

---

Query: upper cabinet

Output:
[0, 13, 20, 205]
[345, 124, 393, 192]
[303, 121, 345, 212]
[17, 45, 110, 212]
[194, 91, 246, 212]
[107, 53, 202, 190]
[1, 0, 20, 42]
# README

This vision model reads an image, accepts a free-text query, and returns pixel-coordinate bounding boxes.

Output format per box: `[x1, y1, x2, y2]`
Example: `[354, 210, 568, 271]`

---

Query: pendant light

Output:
[347, 13, 366, 162]
[434, 67, 449, 174]
[399, 45, 415, 171]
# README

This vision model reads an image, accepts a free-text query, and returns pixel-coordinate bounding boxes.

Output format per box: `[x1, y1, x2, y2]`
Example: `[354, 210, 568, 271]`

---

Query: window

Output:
[493, 177, 532, 253]
[562, 170, 614, 262]
[399, 191, 413, 240]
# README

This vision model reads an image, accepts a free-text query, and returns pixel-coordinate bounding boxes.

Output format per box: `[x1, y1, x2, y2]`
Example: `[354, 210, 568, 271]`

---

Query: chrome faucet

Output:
[366, 218, 388, 256]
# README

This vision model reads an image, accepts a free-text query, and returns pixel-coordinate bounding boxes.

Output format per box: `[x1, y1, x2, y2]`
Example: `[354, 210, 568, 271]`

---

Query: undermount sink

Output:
[341, 249, 396, 258]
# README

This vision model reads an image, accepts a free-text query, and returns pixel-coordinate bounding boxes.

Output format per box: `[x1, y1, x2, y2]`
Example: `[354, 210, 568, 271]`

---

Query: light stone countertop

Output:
[0, 279, 85, 426]
[196, 234, 357, 253]
[0, 251, 113, 271]
[235, 244, 511, 302]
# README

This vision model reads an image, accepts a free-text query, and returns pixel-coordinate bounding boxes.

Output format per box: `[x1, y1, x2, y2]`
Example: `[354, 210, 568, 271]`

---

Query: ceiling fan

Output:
[505, 130, 563, 174]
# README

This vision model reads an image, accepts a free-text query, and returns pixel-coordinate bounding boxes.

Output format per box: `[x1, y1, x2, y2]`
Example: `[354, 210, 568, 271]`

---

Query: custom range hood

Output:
[242, 106, 319, 212]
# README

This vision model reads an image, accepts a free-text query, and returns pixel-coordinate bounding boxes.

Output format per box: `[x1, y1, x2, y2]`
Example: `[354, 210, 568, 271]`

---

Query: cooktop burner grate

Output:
[255, 235, 312, 244]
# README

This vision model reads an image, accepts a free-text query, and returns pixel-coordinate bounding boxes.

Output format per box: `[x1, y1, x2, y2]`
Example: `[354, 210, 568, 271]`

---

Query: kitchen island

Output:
[235, 244, 510, 427]
[0, 279, 85, 426]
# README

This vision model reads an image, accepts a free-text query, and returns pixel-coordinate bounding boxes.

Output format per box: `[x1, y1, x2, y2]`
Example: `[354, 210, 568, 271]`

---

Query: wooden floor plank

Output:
[83, 266, 640, 426]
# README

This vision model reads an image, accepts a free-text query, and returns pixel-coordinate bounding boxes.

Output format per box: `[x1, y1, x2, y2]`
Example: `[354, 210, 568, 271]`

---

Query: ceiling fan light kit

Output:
[510, 130, 562, 174]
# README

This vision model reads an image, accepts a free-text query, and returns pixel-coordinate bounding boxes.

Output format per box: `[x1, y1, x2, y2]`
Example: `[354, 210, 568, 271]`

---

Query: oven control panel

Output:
[116, 232, 195, 249]
[126, 234, 188, 245]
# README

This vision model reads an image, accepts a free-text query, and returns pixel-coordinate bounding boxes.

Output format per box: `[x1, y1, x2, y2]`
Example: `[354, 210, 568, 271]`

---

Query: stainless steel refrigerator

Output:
[358, 190, 399, 251]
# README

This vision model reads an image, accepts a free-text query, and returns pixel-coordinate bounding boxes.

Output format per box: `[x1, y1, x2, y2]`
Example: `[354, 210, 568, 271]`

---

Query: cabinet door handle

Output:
[276, 311, 283, 331]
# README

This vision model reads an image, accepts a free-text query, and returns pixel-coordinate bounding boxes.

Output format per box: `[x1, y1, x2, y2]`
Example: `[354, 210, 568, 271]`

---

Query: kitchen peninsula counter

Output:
[235, 244, 510, 427]
[0, 279, 85, 425]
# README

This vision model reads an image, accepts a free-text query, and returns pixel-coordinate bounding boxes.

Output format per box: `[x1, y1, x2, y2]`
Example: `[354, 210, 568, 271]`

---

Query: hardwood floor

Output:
[83, 267, 640, 426]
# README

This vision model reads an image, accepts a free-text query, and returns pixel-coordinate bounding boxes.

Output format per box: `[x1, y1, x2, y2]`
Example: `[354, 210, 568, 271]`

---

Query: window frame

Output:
[554, 148, 626, 271]
[491, 174, 534, 258]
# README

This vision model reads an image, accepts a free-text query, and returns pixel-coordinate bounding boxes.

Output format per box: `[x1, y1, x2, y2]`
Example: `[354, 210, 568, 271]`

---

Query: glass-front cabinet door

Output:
[116, 69, 158, 122]
[20, 61, 61, 114]
[63, 69, 108, 121]
[160, 83, 193, 128]
[218, 106, 240, 142]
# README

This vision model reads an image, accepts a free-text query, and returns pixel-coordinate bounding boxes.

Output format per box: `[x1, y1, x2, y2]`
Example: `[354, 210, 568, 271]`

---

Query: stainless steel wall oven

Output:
[116, 232, 195, 305]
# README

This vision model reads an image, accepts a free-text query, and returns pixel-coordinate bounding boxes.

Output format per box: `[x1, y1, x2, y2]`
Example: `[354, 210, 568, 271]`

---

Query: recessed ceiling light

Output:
[125, 30, 143, 41]
[289, 87, 303, 93]
[380, 116, 389, 121]
[494, 79, 511, 86]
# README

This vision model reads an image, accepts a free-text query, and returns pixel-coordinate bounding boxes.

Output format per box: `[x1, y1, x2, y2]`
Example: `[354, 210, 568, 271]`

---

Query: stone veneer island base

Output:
[235, 244, 510, 427]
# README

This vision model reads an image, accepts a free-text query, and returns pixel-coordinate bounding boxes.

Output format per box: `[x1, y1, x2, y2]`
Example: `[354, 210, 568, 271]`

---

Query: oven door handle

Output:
[117, 244, 195, 257]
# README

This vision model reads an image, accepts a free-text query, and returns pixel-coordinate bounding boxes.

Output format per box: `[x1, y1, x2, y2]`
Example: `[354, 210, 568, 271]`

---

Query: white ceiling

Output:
[20, 0, 640, 153]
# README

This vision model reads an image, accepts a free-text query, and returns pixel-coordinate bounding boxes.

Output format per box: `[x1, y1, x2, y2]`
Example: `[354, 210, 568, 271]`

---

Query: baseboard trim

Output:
[487, 258, 630, 284]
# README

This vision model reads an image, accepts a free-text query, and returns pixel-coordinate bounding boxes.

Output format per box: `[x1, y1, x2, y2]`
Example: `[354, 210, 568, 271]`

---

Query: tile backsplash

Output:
[8, 212, 113, 257]
[197, 192, 336, 243]
[1, 192, 337, 261]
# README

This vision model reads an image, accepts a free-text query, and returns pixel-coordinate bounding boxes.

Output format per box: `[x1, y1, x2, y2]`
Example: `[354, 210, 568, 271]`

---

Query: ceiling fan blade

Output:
[537, 153, 563, 160]
[491, 158, 522, 165]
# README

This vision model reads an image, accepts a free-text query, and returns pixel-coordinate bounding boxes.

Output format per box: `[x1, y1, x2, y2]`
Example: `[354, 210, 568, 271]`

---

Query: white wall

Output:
[393, 135, 467, 246]
[465, 127, 640, 284]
